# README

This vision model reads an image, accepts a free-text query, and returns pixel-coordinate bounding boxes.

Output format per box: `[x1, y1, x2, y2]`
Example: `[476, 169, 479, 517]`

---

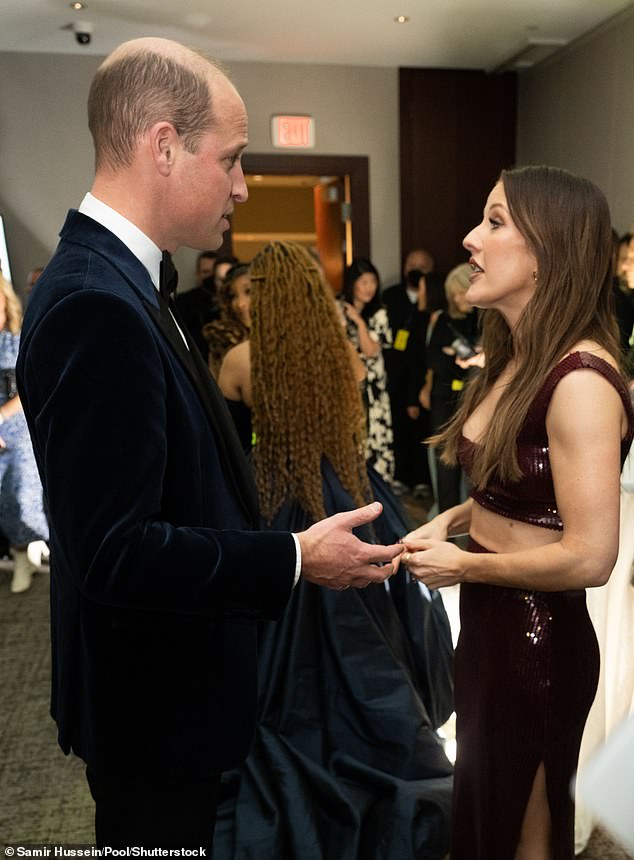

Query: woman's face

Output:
[451, 288, 472, 315]
[463, 182, 538, 326]
[230, 273, 251, 327]
[353, 272, 378, 307]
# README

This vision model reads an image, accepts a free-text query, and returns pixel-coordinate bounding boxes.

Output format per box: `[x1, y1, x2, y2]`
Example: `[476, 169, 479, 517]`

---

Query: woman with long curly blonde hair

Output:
[216, 241, 454, 859]
[0, 271, 49, 593]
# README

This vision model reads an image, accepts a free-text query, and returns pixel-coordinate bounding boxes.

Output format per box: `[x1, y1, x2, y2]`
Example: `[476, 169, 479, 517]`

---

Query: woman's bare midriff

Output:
[469, 500, 562, 554]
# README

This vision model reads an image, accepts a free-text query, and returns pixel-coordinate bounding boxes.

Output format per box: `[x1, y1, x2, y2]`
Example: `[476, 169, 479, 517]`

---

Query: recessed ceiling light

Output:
[394, 15, 409, 23]
[69, 2, 86, 10]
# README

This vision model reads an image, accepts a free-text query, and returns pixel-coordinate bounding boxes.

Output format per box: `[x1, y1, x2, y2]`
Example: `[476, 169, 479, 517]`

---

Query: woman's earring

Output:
[532, 271, 538, 284]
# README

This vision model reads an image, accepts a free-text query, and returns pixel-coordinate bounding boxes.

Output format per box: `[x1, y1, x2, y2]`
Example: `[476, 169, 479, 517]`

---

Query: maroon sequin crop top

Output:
[458, 352, 634, 531]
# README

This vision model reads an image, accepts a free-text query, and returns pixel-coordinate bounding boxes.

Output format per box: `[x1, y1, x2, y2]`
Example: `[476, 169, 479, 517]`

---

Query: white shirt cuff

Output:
[291, 533, 302, 587]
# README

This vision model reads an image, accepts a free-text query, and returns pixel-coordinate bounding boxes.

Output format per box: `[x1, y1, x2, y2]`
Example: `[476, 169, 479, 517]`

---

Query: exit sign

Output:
[271, 115, 315, 149]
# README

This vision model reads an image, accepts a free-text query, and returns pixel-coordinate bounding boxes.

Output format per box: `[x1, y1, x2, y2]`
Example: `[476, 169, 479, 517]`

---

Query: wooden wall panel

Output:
[399, 68, 517, 277]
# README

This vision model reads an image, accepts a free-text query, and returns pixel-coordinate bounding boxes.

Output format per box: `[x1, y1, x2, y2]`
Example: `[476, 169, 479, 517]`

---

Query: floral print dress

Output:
[344, 306, 395, 482]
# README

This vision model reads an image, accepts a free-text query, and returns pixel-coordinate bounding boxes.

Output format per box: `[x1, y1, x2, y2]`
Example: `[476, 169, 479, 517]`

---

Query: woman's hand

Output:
[403, 516, 448, 543]
[343, 302, 363, 327]
[406, 405, 420, 420]
[418, 384, 431, 411]
[455, 350, 485, 371]
[400, 539, 465, 589]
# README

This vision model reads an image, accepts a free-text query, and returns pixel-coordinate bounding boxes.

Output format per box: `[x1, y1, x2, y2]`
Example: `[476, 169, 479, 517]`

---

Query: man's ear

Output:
[149, 122, 179, 177]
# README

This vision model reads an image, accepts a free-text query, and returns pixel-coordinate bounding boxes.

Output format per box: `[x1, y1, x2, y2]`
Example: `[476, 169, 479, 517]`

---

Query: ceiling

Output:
[1, 0, 632, 70]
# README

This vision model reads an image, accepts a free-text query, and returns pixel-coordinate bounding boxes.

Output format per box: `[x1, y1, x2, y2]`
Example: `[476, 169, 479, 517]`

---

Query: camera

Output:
[451, 335, 477, 360]
[73, 21, 93, 45]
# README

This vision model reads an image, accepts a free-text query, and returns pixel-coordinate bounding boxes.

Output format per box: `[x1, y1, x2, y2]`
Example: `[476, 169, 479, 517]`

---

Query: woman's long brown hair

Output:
[249, 241, 369, 521]
[435, 165, 620, 487]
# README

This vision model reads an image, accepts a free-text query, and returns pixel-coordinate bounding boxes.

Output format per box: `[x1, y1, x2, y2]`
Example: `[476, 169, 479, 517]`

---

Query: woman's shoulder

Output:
[544, 343, 632, 435]
[223, 339, 250, 363]
[563, 340, 619, 371]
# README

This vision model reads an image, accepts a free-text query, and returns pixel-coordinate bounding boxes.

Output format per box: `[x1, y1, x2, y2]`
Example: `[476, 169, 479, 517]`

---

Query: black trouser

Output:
[430, 392, 464, 513]
[86, 768, 220, 851]
[388, 381, 431, 486]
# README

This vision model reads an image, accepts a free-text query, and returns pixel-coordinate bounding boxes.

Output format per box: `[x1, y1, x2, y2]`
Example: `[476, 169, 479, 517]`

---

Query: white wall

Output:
[228, 61, 400, 284]
[0, 52, 400, 296]
[517, 5, 634, 234]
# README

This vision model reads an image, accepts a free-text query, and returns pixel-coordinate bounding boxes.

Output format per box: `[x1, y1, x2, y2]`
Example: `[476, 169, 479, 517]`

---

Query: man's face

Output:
[171, 75, 248, 251]
[196, 256, 216, 286]
[404, 250, 433, 276]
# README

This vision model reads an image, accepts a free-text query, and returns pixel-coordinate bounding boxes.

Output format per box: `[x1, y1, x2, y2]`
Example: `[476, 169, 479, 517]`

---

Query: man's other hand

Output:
[297, 502, 402, 590]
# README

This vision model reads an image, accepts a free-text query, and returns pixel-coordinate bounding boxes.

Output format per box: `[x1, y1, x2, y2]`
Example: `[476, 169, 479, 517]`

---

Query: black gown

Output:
[213, 401, 454, 860]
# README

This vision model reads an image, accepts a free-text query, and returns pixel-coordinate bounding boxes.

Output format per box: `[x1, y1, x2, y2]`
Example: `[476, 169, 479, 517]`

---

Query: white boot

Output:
[10, 549, 36, 593]
[27, 540, 50, 568]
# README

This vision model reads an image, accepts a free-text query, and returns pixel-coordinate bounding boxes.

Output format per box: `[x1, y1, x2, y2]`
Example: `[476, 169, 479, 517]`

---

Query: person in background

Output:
[610, 230, 634, 359]
[216, 240, 454, 860]
[16, 37, 401, 850]
[25, 266, 44, 301]
[400, 166, 633, 859]
[616, 232, 632, 282]
[173, 249, 219, 355]
[0, 271, 48, 592]
[382, 248, 444, 495]
[420, 263, 480, 512]
[211, 254, 239, 291]
[340, 257, 395, 483]
[196, 249, 218, 284]
[203, 262, 251, 376]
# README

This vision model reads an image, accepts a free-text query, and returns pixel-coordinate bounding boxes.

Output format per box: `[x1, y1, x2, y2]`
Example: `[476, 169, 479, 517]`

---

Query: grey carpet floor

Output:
[0, 560, 631, 857]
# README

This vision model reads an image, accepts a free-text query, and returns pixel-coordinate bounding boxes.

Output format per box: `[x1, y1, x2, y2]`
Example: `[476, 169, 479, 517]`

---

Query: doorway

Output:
[221, 153, 370, 294]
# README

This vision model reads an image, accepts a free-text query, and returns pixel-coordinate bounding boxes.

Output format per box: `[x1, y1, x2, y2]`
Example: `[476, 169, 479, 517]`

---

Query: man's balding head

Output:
[88, 38, 228, 172]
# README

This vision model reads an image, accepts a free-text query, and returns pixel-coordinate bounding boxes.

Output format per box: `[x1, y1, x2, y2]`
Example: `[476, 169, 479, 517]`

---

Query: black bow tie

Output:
[159, 250, 179, 301]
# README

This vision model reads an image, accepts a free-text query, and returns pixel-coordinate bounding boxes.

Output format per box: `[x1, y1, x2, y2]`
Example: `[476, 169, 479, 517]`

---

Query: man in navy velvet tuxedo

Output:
[16, 38, 400, 850]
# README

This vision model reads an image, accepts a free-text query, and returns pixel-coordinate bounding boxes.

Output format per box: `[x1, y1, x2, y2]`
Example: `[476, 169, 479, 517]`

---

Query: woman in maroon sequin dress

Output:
[400, 166, 634, 860]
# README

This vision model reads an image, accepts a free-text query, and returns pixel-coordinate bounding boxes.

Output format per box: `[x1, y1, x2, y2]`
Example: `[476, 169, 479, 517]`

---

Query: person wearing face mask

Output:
[399, 166, 633, 860]
[382, 249, 443, 496]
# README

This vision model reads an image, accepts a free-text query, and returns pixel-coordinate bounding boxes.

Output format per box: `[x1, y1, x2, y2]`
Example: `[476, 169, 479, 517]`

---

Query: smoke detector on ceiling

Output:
[490, 37, 568, 74]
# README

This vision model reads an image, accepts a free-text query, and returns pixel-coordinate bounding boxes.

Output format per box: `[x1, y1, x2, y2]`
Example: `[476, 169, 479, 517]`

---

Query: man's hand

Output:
[297, 502, 402, 590]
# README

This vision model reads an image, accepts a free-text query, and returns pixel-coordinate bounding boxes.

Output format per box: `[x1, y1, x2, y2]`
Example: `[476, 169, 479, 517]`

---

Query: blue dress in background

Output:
[0, 330, 49, 546]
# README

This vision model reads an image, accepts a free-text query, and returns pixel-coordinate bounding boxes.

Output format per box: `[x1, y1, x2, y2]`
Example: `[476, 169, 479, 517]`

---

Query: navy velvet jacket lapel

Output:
[144, 293, 260, 527]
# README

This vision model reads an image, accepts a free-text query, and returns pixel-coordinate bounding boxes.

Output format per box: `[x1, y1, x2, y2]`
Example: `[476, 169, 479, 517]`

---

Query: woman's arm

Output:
[0, 393, 23, 421]
[346, 341, 366, 385]
[343, 303, 380, 358]
[403, 368, 625, 591]
[217, 341, 252, 406]
[404, 498, 473, 542]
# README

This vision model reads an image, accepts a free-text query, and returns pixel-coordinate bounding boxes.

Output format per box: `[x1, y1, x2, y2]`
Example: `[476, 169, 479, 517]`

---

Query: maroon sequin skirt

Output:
[450, 538, 600, 859]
